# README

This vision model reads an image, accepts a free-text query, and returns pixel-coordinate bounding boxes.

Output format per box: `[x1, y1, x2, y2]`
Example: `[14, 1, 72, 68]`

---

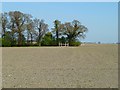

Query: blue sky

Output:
[2, 2, 118, 43]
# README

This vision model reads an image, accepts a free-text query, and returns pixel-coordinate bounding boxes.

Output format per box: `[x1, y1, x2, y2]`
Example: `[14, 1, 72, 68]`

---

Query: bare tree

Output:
[63, 20, 88, 46]
[34, 19, 48, 46]
[52, 20, 64, 45]
[1, 11, 88, 47]
[1, 12, 8, 38]
[26, 19, 36, 45]
[9, 11, 32, 46]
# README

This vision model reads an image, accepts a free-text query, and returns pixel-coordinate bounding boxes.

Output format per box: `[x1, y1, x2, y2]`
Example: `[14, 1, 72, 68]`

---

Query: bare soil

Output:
[2, 44, 118, 88]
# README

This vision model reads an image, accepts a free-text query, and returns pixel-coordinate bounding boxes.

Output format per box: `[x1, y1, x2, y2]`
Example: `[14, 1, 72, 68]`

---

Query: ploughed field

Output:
[2, 44, 118, 88]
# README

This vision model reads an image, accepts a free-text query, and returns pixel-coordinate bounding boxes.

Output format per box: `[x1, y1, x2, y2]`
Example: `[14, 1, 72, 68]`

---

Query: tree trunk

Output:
[56, 30, 59, 46]
[38, 28, 42, 46]
[68, 39, 71, 46]
[68, 36, 72, 46]
[30, 33, 33, 45]
[38, 34, 41, 46]
[2, 28, 5, 38]
[27, 33, 30, 45]
[18, 32, 22, 46]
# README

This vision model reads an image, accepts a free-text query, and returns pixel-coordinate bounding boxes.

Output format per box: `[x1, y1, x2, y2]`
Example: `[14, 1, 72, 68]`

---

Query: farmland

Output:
[2, 44, 118, 88]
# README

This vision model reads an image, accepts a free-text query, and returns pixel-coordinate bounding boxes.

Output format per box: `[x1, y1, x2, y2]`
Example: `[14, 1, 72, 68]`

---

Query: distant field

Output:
[2, 44, 118, 88]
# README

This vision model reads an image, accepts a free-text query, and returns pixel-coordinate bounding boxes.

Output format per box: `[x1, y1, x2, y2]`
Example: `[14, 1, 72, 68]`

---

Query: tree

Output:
[26, 19, 36, 45]
[2, 31, 15, 47]
[1, 12, 8, 38]
[9, 11, 30, 46]
[34, 19, 48, 46]
[63, 20, 88, 46]
[0, 38, 2, 47]
[1, 11, 88, 47]
[59, 36, 67, 44]
[41, 32, 53, 46]
[52, 20, 64, 46]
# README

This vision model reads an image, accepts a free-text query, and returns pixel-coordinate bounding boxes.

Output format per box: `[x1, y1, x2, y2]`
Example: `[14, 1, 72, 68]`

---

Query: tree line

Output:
[0, 11, 88, 47]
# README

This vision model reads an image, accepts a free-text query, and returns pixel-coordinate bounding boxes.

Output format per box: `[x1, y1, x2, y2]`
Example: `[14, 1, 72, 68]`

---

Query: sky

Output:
[2, 2, 118, 43]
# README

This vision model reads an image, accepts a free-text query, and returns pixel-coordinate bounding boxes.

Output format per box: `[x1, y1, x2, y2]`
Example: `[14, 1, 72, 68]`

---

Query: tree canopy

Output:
[1, 11, 88, 47]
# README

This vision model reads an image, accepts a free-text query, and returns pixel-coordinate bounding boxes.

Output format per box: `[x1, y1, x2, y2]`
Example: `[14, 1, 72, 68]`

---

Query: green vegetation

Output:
[41, 32, 54, 46]
[1, 11, 88, 47]
[0, 38, 2, 46]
